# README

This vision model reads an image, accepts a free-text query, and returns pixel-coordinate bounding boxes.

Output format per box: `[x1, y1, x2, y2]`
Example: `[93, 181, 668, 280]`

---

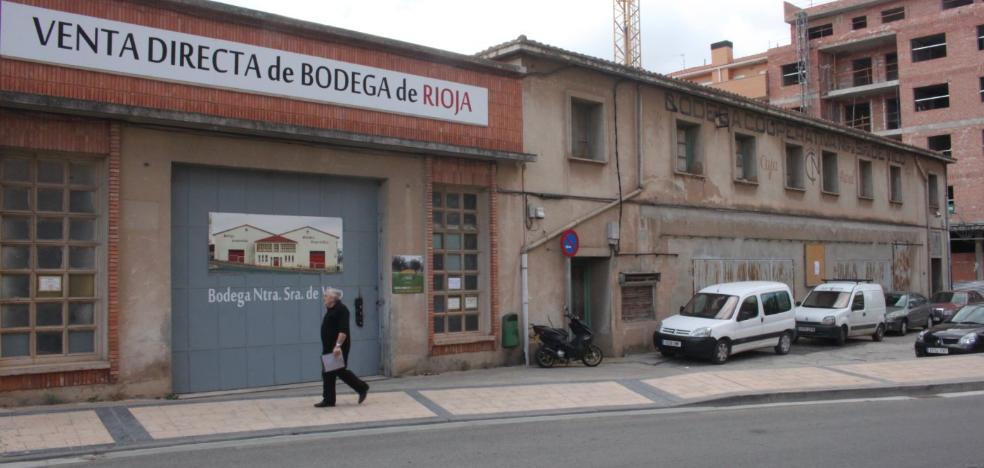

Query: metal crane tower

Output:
[613, 0, 642, 68]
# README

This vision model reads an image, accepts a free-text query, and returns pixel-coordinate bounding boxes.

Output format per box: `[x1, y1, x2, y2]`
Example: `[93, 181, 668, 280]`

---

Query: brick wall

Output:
[0, 109, 118, 391]
[765, 0, 984, 224]
[0, 0, 523, 153]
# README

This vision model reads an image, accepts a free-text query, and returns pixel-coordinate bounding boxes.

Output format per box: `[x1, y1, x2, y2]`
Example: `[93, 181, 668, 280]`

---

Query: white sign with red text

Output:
[0, 1, 488, 125]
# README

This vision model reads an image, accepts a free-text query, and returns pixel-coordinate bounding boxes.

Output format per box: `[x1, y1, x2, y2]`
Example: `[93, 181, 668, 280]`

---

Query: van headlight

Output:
[691, 327, 712, 338]
[821, 316, 836, 326]
[959, 333, 978, 347]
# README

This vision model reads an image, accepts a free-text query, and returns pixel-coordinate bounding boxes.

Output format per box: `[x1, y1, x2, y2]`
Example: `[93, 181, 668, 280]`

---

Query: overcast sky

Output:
[217, 0, 797, 74]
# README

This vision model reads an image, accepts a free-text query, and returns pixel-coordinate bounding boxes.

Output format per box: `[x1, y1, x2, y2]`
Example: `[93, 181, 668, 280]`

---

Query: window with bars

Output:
[881, 7, 905, 23]
[885, 53, 898, 81]
[914, 84, 949, 111]
[978, 25, 984, 50]
[432, 190, 482, 334]
[942, 0, 973, 9]
[808, 23, 833, 40]
[844, 102, 871, 131]
[1, 155, 102, 362]
[781, 63, 801, 86]
[852, 16, 868, 30]
[911, 33, 947, 62]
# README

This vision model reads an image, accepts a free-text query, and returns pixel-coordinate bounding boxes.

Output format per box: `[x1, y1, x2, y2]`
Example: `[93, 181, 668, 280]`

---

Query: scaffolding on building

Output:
[795, 10, 810, 115]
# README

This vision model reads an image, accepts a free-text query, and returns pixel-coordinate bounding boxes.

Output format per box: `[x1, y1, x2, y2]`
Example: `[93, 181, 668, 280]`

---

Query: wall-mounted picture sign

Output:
[209, 212, 343, 273]
[392, 255, 424, 294]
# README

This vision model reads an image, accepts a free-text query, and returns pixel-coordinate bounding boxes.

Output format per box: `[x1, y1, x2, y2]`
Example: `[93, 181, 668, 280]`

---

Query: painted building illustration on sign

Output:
[209, 213, 342, 272]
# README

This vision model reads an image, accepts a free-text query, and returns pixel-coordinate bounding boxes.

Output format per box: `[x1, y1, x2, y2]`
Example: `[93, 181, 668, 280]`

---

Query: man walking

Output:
[315, 287, 369, 408]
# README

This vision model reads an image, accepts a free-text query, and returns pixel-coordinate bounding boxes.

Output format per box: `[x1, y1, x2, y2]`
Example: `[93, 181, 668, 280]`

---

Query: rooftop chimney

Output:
[710, 40, 734, 66]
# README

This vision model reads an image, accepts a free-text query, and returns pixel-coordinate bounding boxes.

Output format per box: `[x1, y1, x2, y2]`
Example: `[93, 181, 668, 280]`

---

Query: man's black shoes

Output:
[314, 399, 334, 408]
[358, 387, 369, 405]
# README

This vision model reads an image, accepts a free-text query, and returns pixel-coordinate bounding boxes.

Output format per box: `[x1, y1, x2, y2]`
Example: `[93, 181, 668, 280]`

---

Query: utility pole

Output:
[613, 0, 642, 68]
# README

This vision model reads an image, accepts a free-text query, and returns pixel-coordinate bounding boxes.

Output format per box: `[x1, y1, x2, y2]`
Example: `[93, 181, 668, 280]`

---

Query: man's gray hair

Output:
[326, 287, 344, 300]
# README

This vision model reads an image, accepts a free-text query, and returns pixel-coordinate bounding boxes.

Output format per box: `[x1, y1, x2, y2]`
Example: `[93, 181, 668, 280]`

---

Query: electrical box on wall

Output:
[527, 205, 545, 219]
[607, 221, 620, 245]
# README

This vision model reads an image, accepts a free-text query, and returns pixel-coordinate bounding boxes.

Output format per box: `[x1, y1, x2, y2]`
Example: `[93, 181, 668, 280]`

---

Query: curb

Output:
[680, 380, 984, 407]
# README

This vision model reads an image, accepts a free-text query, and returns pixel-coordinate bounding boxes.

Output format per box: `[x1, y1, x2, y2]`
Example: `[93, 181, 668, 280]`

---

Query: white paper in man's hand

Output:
[321, 353, 345, 372]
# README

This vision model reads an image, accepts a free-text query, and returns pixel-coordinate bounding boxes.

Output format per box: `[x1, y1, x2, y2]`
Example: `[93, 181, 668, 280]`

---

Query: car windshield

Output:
[950, 306, 984, 325]
[802, 290, 851, 309]
[885, 293, 908, 308]
[932, 292, 967, 305]
[681, 293, 739, 320]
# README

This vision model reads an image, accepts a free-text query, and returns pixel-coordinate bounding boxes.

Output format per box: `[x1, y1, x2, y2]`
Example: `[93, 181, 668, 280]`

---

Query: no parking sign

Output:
[560, 229, 579, 257]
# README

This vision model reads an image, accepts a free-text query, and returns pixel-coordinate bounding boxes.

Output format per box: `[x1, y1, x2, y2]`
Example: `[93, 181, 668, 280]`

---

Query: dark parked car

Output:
[883, 291, 930, 335]
[913, 290, 984, 325]
[915, 305, 984, 357]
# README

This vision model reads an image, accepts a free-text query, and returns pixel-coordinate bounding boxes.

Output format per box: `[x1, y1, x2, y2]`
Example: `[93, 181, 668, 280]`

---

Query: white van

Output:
[654, 281, 797, 364]
[794, 280, 887, 345]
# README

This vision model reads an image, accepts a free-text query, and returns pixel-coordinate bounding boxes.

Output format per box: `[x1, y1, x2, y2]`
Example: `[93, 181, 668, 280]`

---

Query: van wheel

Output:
[926, 316, 934, 330]
[834, 326, 847, 346]
[774, 332, 792, 355]
[710, 339, 730, 365]
[898, 319, 908, 336]
[872, 324, 885, 342]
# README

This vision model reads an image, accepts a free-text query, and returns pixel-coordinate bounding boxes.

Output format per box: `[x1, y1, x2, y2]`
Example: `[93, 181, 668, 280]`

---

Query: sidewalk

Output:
[3, 354, 984, 462]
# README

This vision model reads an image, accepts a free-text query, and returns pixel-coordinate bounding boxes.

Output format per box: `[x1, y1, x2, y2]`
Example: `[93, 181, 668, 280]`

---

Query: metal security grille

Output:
[0, 155, 101, 362]
[431, 190, 481, 333]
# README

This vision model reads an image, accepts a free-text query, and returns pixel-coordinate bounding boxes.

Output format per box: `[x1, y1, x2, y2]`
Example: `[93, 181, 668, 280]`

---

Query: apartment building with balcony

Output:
[670, 0, 984, 283]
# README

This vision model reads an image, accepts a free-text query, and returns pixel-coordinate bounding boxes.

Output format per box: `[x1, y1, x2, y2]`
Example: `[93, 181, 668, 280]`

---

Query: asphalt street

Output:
[52, 392, 984, 468]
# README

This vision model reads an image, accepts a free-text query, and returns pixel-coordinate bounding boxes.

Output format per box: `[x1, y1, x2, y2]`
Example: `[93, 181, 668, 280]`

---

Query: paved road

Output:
[56, 393, 984, 468]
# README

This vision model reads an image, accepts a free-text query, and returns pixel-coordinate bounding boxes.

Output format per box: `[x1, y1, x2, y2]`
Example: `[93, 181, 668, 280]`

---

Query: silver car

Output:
[884, 291, 931, 335]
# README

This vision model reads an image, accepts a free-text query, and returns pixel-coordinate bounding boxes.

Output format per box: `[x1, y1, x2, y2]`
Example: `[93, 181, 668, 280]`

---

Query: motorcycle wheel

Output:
[581, 344, 603, 367]
[534, 346, 555, 368]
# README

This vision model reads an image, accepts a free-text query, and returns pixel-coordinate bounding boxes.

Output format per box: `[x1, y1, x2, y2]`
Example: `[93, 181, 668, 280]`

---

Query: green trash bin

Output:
[501, 313, 520, 348]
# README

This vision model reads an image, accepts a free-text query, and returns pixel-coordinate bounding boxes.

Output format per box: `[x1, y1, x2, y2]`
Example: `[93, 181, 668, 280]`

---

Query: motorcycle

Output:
[531, 309, 604, 368]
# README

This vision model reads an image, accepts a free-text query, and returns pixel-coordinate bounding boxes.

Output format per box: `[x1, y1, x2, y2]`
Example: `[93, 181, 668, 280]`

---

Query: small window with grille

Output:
[432, 189, 482, 334]
[1, 154, 102, 363]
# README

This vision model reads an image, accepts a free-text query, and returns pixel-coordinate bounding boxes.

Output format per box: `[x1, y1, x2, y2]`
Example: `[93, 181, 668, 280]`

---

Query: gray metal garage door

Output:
[171, 165, 380, 393]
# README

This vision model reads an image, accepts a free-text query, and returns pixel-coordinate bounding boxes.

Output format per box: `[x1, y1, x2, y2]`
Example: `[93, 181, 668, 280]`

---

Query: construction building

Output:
[670, 0, 984, 283]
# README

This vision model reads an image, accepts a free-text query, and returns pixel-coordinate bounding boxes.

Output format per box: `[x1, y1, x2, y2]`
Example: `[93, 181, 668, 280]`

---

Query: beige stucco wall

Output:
[498, 56, 949, 358]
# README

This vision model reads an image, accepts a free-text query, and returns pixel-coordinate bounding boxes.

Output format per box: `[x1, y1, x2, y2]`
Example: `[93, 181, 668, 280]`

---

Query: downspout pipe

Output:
[914, 159, 933, 293]
[636, 83, 643, 190]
